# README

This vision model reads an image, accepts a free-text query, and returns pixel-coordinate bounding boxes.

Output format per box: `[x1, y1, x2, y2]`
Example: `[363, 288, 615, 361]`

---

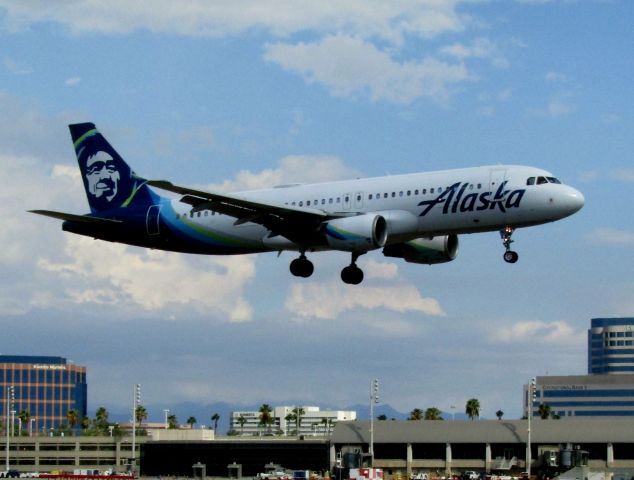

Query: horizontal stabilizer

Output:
[29, 210, 122, 224]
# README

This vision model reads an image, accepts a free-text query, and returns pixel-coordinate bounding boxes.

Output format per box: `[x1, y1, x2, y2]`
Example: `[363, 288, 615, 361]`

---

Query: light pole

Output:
[527, 378, 536, 478]
[131, 384, 141, 473]
[29, 418, 35, 437]
[5, 385, 15, 470]
[164, 409, 170, 429]
[369, 379, 379, 467]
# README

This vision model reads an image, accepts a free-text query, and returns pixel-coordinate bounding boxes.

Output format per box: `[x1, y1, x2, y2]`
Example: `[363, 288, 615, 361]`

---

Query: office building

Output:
[0, 355, 87, 432]
[230, 405, 356, 436]
[524, 374, 634, 418]
[588, 317, 634, 374]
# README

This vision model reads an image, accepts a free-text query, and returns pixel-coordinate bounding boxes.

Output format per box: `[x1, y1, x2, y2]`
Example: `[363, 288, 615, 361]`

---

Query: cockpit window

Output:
[547, 177, 561, 184]
[537, 176, 548, 185]
[527, 177, 535, 186]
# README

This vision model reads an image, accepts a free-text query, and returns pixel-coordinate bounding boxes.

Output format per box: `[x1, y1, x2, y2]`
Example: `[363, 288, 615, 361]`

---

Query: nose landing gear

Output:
[500, 226, 519, 263]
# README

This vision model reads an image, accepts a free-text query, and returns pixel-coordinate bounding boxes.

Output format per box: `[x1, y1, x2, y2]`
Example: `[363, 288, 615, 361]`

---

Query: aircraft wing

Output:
[148, 180, 338, 244]
[29, 210, 123, 224]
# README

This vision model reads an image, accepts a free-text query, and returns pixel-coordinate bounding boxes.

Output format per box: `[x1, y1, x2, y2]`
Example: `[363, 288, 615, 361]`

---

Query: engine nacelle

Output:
[382, 234, 459, 264]
[323, 214, 388, 252]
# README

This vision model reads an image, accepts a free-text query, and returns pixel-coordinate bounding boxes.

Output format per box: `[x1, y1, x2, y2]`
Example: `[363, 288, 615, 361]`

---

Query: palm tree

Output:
[465, 398, 480, 420]
[135, 405, 148, 428]
[424, 407, 443, 420]
[211, 413, 220, 432]
[496, 410, 504, 420]
[258, 404, 273, 433]
[18, 410, 30, 435]
[408, 408, 423, 420]
[237, 415, 247, 435]
[187, 416, 197, 429]
[167, 414, 178, 429]
[81, 415, 91, 432]
[285, 413, 295, 435]
[94, 406, 109, 433]
[67, 409, 78, 434]
[292, 407, 305, 436]
[538, 403, 551, 419]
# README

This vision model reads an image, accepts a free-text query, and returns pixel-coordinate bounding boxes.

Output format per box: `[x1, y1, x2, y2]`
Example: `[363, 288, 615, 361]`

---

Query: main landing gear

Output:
[340, 252, 364, 285]
[500, 226, 519, 264]
[289, 251, 366, 285]
[289, 253, 314, 278]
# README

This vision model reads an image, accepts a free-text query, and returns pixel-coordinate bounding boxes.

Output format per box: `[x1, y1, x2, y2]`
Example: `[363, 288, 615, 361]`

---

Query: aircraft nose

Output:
[561, 186, 585, 216]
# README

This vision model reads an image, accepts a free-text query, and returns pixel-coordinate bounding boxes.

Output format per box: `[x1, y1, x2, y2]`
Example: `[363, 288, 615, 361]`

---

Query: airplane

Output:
[30, 122, 585, 285]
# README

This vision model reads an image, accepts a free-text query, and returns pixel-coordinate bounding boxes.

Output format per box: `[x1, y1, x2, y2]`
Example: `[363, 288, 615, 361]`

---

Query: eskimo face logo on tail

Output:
[418, 181, 525, 216]
[85, 151, 121, 202]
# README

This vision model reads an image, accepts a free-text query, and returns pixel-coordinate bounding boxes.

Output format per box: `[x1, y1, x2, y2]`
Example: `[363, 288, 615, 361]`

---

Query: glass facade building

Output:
[525, 374, 634, 418]
[0, 355, 87, 432]
[588, 317, 634, 374]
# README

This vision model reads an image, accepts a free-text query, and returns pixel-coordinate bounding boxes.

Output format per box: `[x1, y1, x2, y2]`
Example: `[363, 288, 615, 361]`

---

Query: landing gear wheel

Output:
[341, 265, 364, 285]
[503, 250, 519, 264]
[290, 255, 314, 278]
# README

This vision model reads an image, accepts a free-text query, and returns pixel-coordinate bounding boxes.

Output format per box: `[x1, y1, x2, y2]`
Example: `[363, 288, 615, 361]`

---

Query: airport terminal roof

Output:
[331, 419, 634, 444]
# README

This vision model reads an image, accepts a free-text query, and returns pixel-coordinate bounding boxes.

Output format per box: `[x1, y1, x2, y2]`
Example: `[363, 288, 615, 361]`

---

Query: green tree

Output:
[135, 405, 148, 428]
[211, 413, 220, 431]
[81, 415, 91, 432]
[167, 414, 178, 429]
[465, 398, 480, 420]
[66, 409, 78, 434]
[18, 410, 30, 435]
[237, 414, 247, 435]
[291, 407, 305, 435]
[408, 408, 423, 420]
[258, 404, 274, 433]
[424, 407, 443, 420]
[377, 414, 388, 421]
[94, 406, 110, 433]
[496, 410, 504, 420]
[538, 403, 551, 419]
[187, 416, 197, 429]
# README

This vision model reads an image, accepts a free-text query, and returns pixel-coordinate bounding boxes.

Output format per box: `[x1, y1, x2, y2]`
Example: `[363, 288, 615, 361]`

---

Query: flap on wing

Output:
[29, 210, 123, 224]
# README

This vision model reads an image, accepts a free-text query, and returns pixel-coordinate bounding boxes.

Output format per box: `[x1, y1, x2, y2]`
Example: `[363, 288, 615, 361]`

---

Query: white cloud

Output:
[36, 236, 256, 321]
[609, 169, 634, 183]
[586, 228, 634, 247]
[0, 0, 469, 42]
[491, 320, 584, 345]
[285, 280, 444, 321]
[207, 154, 362, 192]
[264, 35, 472, 104]
[440, 37, 509, 68]
[65, 77, 81, 87]
[3, 55, 32, 74]
[545, 71, 567, 82]
[530, 96, 575, 117]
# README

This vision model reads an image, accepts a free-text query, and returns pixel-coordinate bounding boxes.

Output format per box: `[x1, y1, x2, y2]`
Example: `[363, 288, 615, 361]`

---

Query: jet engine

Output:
[323, 214, 388, 252]
[382, 234, 459, 264]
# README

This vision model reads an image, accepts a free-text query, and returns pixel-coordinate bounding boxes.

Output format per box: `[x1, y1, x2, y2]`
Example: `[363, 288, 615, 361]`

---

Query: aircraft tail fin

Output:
[69, 122, 155, 214]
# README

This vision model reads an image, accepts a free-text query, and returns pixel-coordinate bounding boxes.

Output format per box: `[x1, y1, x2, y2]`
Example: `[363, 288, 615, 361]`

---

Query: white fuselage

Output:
[161, 164, 584, 253]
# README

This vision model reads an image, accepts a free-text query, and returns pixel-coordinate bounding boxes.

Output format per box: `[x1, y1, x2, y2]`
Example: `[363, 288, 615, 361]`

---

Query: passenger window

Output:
[299, 201, 303, 206]
[190, 212, 194, 218]
[329, 198, 333, 204]
[197, 212, 201, 217]
[430, 188, 434, 194]
[407, 190, 411, 196]
[292, 202, 296, 206]
[399, 191, 403, 197]
[369, 194, 373, 200]
[477, 183, 482, 189]
[527, 177, 535, 186]
[336, 197, 340, 203]
[414, 189, 419, 195]
[391, 192, 396, 198]
[321, 199, 325, 205]
[307, 200, 311, 206]
[204, 211, 208, 216]
[384, 193, 388, 199]
[356, 195, 361, 202]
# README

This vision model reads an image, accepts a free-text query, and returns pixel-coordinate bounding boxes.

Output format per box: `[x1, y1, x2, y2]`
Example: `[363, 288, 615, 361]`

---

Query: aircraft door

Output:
[354, 191, 364, 210]
[146, 205, 161, 235]
[489, 168, 507, 192]
[343, 193, 351, 210]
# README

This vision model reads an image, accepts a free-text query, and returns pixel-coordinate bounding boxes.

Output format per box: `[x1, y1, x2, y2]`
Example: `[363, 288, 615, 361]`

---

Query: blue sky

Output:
[1, 0, 633, 423]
